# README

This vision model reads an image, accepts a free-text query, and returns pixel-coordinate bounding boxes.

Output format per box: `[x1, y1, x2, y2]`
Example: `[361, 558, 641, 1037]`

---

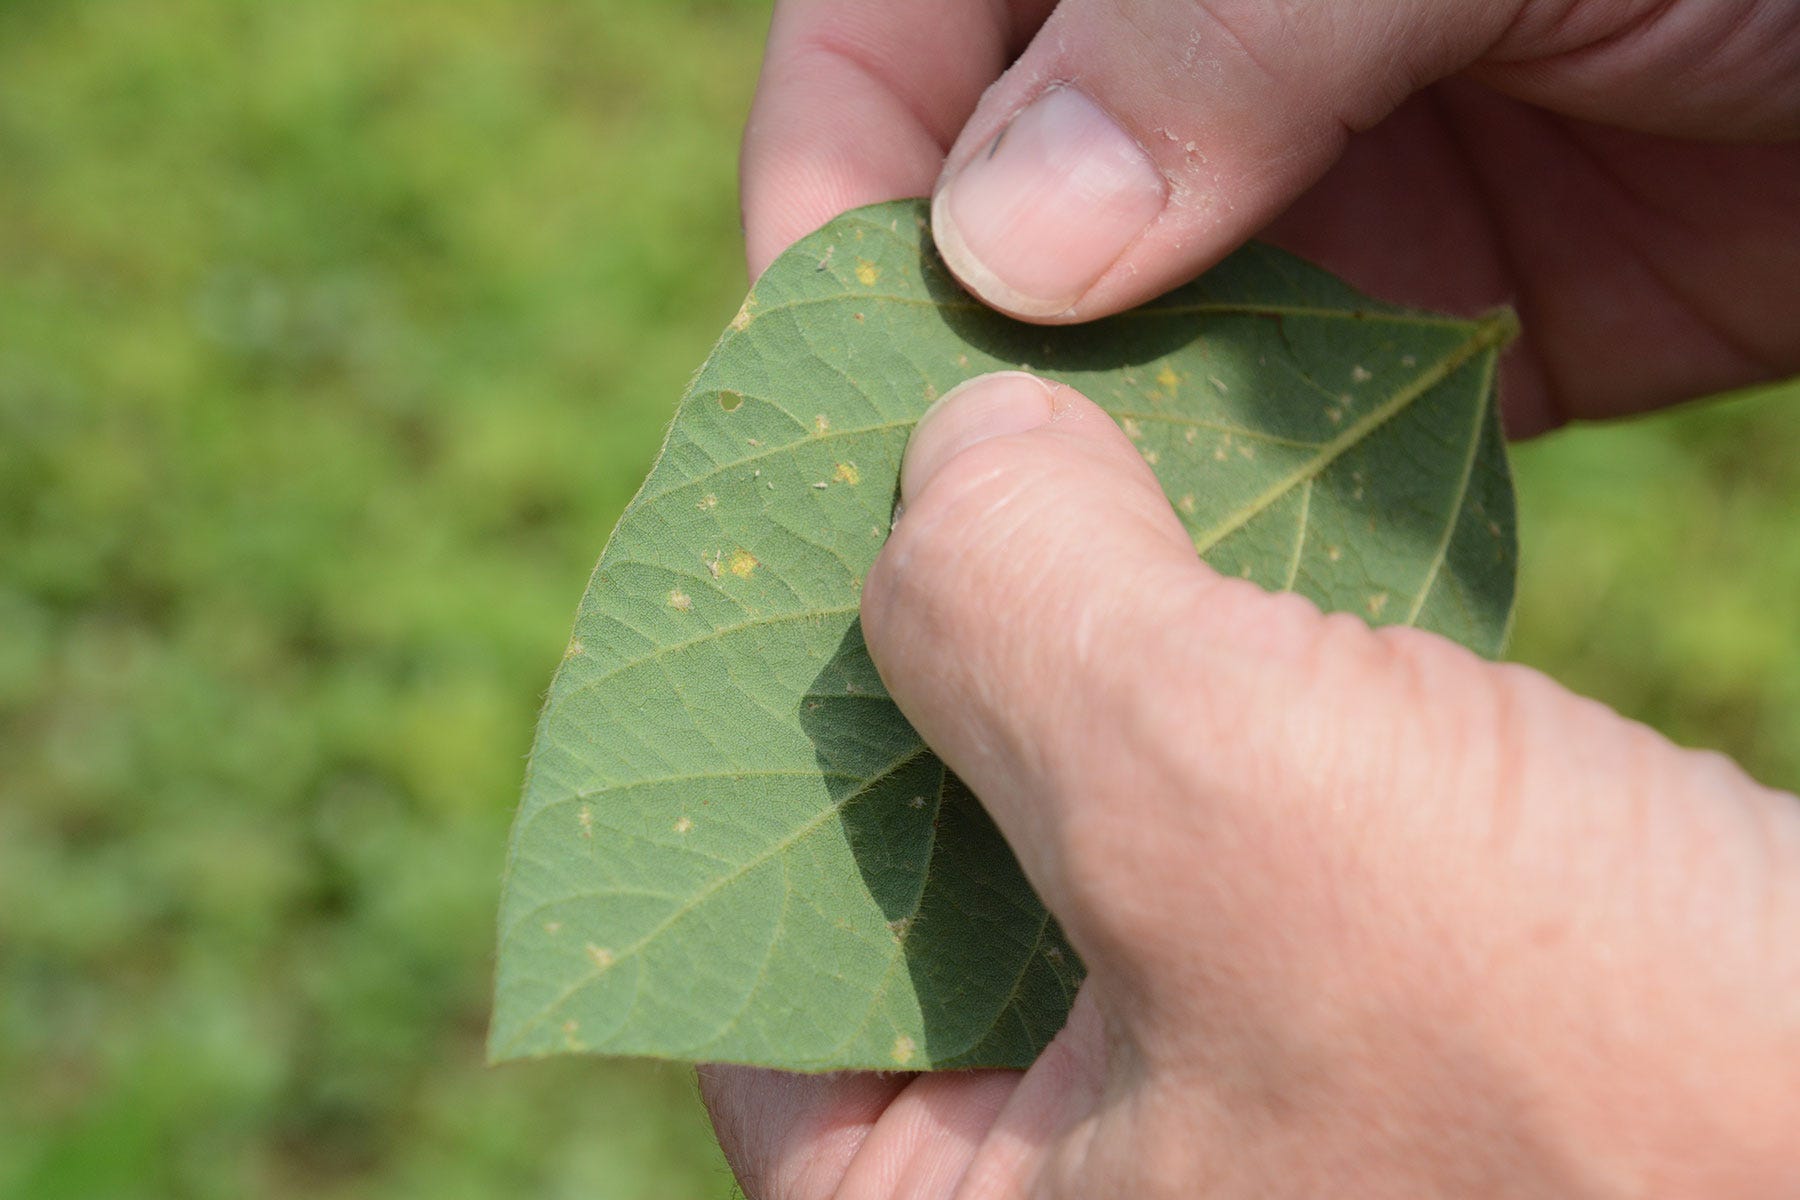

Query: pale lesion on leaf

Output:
[728, 296, 755, 332]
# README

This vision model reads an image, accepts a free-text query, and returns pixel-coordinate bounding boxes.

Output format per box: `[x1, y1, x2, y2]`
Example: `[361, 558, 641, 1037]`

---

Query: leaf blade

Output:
[491, 200, 1517, 1070]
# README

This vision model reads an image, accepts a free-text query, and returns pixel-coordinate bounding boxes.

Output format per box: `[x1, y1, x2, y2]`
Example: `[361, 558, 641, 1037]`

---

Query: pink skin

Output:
[710, 3, 1800, 1196]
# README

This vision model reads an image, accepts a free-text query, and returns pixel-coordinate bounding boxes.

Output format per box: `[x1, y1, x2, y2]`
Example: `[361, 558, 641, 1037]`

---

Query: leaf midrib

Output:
[1191, 312, 1512, 555]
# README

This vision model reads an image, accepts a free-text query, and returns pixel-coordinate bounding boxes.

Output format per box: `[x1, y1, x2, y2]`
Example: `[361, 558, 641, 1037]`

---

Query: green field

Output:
[1, 3, 1794, 1196]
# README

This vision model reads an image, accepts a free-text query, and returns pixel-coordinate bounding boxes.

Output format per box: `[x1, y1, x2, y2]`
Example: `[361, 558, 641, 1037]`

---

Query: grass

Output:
[0, 2, 1793, 1196]
[0, 2, 762, 1196]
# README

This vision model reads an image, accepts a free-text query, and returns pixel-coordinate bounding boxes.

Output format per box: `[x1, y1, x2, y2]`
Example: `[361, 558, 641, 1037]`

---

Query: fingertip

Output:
[901, 371, 1063, 505]
[930, 188, 1076, 321]
[930, 85, 1166, 322]
[740, 0, 1018, 286]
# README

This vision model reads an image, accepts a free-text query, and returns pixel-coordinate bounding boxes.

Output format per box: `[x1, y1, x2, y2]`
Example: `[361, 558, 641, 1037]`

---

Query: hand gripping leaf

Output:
[491, 201, 1517, 1071]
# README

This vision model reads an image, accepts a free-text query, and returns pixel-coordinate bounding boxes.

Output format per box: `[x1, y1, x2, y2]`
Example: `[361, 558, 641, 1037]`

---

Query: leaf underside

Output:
[491, 200, 1517, 1072]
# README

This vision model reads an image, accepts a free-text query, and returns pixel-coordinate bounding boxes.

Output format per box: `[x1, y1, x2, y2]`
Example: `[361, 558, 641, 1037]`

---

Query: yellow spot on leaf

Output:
[564, 637, 584, 659]
[668, 589, 692, 611]
[1367, 592, 1390, 618]
[543, 921, 561, 935]
[728, 550, 759, 579]
[891, 1036, 916, 1065]
[1177, 493, 1197, 515]
[1209, 374, 1229, 393]
[578, 805, 594, 838]
[1156, 365, 1180, 391]
[854, 259, 880, 286]
[1327, 545, 1341, 562]
[1121, 417, 1143, 440]
[1141, 448, 1160, 465]
[1351, 364, 1373, 383]
[586, 944, 616, 970]
[814, 414, 831, 435]
[674, 816, 694, 835]
[729, 300, 754, 331]
[832, 462, 860, 485]
[698, 493, 717, 510]
[888, 917, 911, 941]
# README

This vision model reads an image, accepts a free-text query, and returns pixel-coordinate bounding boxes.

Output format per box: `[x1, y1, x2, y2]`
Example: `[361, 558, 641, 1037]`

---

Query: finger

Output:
[862, 371, 1800, 1020]
[929, 0, 1800, 324]
[866, 369, 1217, 965]
[950, 984, 1111, 1199]
[740, 0, 1023, 279]
[699, 1062, 1025, 1200]
[927, 0, 1516, 321]
[830, 1070, 1022, 1199]
[698, 1065, 907, 1200]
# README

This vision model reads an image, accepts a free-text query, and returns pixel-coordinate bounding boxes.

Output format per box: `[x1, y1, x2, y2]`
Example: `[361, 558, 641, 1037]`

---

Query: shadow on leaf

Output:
[799, 619, 1084, 1069]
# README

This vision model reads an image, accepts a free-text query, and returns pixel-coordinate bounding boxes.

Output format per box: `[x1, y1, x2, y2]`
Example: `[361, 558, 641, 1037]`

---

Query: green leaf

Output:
[490, 200, 1517, 1072]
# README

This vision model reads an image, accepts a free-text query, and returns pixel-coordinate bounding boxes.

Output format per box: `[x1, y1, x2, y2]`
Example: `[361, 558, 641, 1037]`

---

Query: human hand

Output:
[701, 371, 1800, 1198]
[740, 0, 1800, 434]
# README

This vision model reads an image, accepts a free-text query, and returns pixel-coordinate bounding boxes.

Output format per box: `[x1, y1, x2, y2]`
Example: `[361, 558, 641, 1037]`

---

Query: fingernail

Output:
[932, 87, 1165, 319]
[902, 372, 1058, 505]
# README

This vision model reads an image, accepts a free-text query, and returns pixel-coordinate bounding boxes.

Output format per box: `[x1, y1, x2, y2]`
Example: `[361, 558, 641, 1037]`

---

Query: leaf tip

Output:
[1477, 305, 1521, 350]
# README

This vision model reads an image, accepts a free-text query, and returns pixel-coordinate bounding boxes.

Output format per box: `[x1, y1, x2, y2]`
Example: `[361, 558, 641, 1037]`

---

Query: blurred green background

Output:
[0, 2, 1793, 1197]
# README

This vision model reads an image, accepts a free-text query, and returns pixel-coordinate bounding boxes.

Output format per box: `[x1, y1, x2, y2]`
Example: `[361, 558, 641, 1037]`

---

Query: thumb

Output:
[928, 0, 1514, 321]
[928, 0, 1800, 322]
[862, 372, 1800, 1033]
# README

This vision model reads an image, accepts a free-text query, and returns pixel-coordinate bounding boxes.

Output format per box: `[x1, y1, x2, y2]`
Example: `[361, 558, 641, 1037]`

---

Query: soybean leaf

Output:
[490, 200, 1517, 1072]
